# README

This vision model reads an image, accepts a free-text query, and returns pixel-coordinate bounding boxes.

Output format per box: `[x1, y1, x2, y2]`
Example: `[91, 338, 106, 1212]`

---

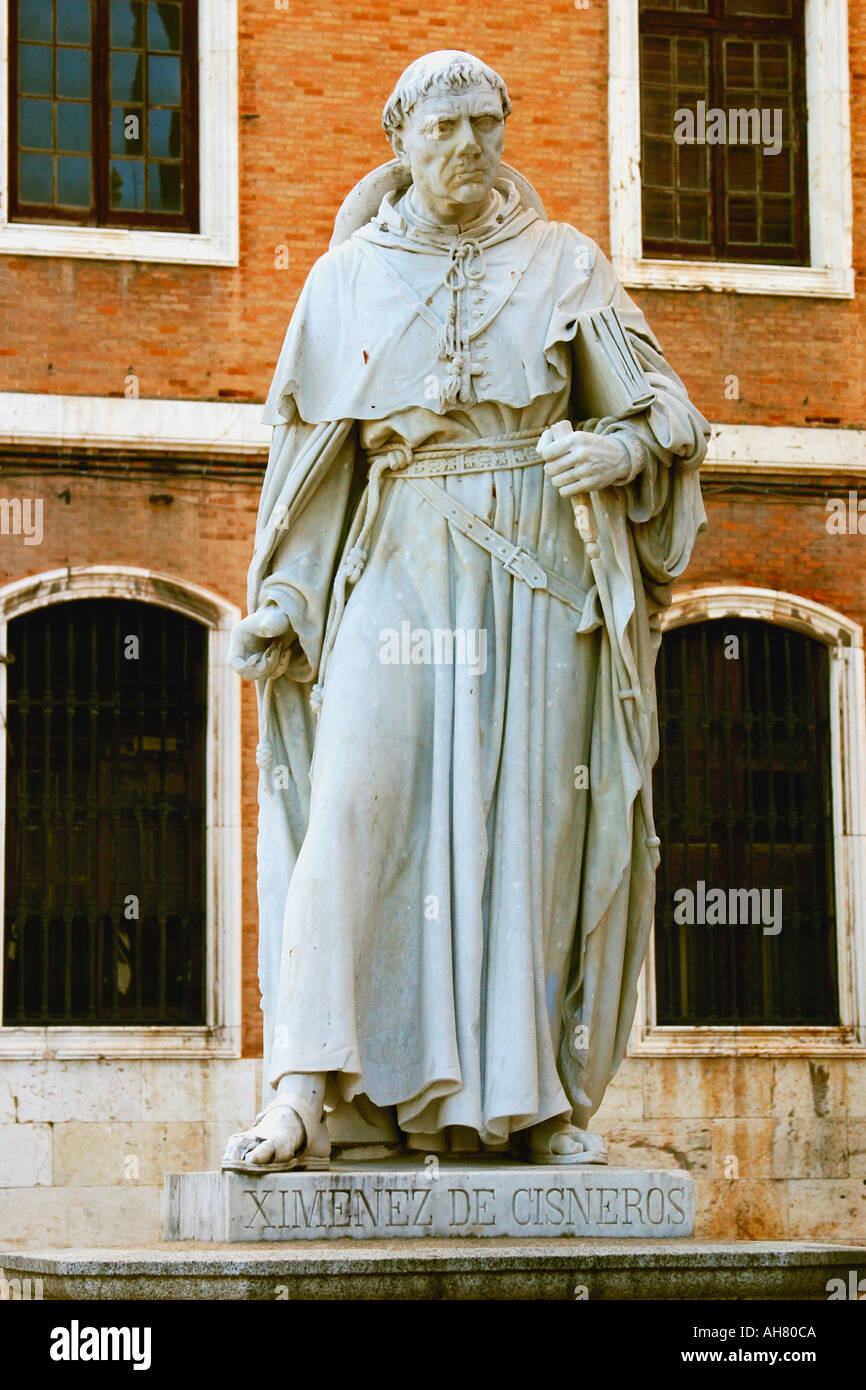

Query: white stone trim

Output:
[0, 0, 238, 265]
[704, 424, 866, 476]
[4, 394, 866, 475]
[0, 566, 242, 1059]
[630, 586, 866, 1056]
[609, 0, 854, 297]
[0, 392, 270, 456]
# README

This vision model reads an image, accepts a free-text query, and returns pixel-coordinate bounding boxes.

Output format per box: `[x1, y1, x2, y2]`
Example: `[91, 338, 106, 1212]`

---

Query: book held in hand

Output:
[571, 304, 657, 423]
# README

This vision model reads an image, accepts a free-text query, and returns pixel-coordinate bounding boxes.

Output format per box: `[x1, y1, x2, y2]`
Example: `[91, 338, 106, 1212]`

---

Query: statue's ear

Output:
[388, 129, 410, 168]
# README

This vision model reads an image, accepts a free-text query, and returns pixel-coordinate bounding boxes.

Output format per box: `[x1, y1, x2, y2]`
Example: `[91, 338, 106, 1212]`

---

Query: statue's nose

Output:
[454, 118, 480, 153]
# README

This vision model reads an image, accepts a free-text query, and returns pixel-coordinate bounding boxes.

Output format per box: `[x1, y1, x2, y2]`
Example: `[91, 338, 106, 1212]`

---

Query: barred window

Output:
[638, 0, 808, 263]
[653, 618, 838, 1025]
[2, 598, 207, 1025]
[9, 0, 199, 230]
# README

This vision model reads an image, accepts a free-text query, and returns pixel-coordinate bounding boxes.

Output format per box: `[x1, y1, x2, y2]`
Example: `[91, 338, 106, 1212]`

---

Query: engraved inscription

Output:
[239, 1177, 692, 1236]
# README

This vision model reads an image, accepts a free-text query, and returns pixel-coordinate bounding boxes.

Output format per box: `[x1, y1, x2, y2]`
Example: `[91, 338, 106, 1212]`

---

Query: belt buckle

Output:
[502, 542, 530, 579]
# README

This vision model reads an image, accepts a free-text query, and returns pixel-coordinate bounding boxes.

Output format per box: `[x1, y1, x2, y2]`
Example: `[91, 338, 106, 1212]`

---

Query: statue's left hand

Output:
[538, 428, 631, 496]
[228, 603, 293, 680]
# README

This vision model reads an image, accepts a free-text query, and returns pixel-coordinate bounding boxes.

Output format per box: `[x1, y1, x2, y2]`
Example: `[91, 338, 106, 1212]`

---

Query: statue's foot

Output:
[524, 1117, 608, 1166]
[221, 1094, 330, 1173]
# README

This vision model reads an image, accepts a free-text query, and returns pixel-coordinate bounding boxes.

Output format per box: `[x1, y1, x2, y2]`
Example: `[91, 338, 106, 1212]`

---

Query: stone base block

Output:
[164, 1163, 694, 1241]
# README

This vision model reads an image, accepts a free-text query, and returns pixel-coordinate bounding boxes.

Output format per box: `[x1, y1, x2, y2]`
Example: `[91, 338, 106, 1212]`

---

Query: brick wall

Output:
[0, 0, 864, 1250]
[0, 0, 862, 428]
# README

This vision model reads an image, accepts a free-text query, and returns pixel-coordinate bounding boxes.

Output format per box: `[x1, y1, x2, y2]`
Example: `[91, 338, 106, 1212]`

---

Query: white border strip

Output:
[0, 392, 271, 455]
[3, 395, 866, 472]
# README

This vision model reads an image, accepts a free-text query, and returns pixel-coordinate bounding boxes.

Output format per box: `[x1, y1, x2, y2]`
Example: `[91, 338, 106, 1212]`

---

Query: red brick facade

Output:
[0, 1, 863, 1058]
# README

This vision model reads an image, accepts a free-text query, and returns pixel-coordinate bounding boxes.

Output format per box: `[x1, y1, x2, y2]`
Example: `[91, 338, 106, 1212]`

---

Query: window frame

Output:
[0, 0, 237, 264]
[8, 0, 200, 232]
[0, 566, 242, 1059]
[609, 0, 854, 296]
[639, 1, 809, 265]
[630, 586, 866, 1057]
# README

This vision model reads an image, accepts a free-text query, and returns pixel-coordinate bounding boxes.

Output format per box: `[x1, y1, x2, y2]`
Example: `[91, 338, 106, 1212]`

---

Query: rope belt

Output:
[309, 430, 588, 716]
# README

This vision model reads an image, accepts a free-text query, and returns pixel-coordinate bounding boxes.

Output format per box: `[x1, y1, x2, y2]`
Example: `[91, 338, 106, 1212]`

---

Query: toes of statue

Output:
[550, 1129, 584, 1156]
[222, 1132, 252, 1164]
[247, 1138, 277, 1166]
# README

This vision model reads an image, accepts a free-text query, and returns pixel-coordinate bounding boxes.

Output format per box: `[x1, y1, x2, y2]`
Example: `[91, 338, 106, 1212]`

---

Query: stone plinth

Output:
[5, 1242, 866, 1300]
[164, 1163, 694, 1242]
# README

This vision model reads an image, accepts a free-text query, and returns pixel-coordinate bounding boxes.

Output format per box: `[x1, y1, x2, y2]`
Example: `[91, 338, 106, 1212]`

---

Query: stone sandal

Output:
[526, 1124, 608, 1166]
[221, 1094, 331, 1173]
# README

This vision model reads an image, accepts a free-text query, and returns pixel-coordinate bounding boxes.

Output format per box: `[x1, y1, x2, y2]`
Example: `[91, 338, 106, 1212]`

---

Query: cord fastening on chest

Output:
[437, 239, 487, 412]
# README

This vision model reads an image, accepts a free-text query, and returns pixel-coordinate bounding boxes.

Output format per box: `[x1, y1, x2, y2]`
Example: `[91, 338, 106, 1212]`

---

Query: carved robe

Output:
[233, 179, 708, 1144]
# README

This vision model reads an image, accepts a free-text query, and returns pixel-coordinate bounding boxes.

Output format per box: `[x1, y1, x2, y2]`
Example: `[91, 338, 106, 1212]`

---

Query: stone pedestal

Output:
[6, 1240, 866, 1300]
[164, 1163, 694, 1242]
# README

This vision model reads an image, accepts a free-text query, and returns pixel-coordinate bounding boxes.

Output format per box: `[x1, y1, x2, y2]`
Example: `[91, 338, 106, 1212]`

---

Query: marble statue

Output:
[223, 50, 708, 1173]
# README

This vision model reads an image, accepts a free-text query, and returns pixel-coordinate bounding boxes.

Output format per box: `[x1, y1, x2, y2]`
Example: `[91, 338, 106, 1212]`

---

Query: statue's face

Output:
[393, 86, 505, 223]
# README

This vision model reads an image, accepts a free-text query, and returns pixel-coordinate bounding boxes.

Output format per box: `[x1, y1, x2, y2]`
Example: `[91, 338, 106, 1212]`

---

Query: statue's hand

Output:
[228, 603, 293, 680]
[538, 428, 631, 496]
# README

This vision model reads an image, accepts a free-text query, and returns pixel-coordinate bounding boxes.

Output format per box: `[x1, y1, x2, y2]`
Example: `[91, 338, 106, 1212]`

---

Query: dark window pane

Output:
[56, 153, 91, 206]
[678, 192, 709, 242]
[727, 144, 757, 192]
[109, 157, 145, 209]
[677, 142, 708, 190]
[642, 34, 672, 85]
[148, 54, 180, 105]
[148, 107, 181, 158]
[640, 0, 805, 263]
[56, 0, 91, 45]
[56, 46, 90, 99]
[762, 151, 791, 194]
[111, 0, 145, 47]
[644, 138, 674, 187]
[19, 43, 54, 96]
[18, 0, 53, 43]
[643, 187, 676, 240]
[653, 620, 836, 1026]
[642, 83, 674, 138]
[677, 38, 706, 85]
[147, 160, 181, 211]
[56, 100, 91, 153]
[759, 42, 790, 91]
[111, 51, 144, 101]
[18, 150, 53, 202]
[726, 42, 756, 89]
[2, 600, 207, 1026]
[727, 195, 759, 243]
[111, 105, 144, 155]
[13, 0, 195, 228]
[147, 1, 181, 52]
[18, 96, 53, 149]
[762, 198, 793, 245]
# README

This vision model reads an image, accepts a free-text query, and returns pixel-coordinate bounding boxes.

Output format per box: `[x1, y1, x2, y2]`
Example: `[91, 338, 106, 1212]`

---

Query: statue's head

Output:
[383, 51, 511, 224]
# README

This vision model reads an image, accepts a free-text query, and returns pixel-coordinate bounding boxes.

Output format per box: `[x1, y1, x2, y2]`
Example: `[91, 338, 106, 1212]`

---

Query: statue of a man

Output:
[223, 50, 707, 1173]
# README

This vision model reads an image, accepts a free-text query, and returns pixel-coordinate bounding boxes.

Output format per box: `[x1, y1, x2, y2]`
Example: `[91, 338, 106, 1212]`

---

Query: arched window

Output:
[631, 586, 866, 1055]
[0, 567, 240, 1057]
[653, 616, 837, 1025]
[3, 597, 206, 1024]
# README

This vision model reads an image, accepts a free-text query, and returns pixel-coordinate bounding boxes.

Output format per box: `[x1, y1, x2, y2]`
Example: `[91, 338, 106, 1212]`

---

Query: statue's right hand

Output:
[228, 604, 293, 680]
